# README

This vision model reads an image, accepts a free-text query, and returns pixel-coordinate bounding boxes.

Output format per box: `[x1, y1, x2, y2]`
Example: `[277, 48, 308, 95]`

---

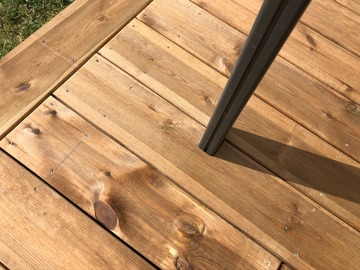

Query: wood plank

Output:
[334, 0, 360, 15]
[0, 97, 281, 270]
[136, 0, 360, 162]
[189, 0, 360, 103]
[98, 19, 360, 230]
[0, 0, 152, 140]
[53, 55, 360, 270]
[0, 151, 154, 270]
[280, 264, 294, 270]
[301, 0, 360, 55]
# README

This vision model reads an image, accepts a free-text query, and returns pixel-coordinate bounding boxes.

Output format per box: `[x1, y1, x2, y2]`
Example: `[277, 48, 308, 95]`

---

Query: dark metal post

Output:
[199, 0, 311, 155]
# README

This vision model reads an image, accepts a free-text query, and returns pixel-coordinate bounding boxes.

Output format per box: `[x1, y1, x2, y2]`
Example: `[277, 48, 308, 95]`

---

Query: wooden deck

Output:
[1, 0, 359, 269]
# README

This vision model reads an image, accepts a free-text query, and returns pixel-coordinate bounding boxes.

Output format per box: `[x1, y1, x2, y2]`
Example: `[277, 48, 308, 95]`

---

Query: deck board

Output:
[52, 55, 360, 270]
[0, 97, 280, 269]
[189, 0, 360, 103]
[0, 151, 154, 270]
[137, 0, 360, 163]
[99, 19, 360, 230]
[301, 0, 360, 55]
[0, 0, 152, 140]
[1, 0, 359, 268]
[334, 0, 360, 15]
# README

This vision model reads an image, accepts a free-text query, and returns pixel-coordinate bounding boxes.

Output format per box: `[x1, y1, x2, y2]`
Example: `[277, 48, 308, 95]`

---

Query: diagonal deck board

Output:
[99, 19, 360, 230]
[137, 0, 360, 163]
[1, 0, 359, 268]
[301, 0, 360, 56]
[0, 97, 280, 269]
[53, 54, 360, 270]
[334, 0, 360, 15]
[0, 151, 154, 270]
[0, 0, 152, 140]
[189, 0, 360, 103]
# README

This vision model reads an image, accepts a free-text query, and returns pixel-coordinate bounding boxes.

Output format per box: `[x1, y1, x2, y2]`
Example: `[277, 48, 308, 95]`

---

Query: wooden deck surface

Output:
[1, 0, 359, 269]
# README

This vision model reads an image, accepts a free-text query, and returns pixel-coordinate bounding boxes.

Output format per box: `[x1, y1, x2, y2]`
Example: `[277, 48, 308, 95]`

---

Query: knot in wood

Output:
[203, 96, 213, 105]
[16, 82, 31, 92]
[289, 216, 300, 224]
[325, 112, 335, 119]
[161, 119, 175, 131]
[346, 102, 360, 115]
[94, 200, 117, 230]
[32, 128, 41, 135]
[305, 34, 316, 47]
[174, 256, 191, 270]
[173, 215, 205, 240]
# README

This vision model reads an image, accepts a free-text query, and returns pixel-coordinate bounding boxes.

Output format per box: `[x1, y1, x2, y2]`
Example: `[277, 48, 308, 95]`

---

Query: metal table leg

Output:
[199, 0, 311, 155]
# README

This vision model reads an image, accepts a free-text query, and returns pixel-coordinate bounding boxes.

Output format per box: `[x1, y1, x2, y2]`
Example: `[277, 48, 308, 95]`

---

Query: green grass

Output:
[0, 0, 74, 58]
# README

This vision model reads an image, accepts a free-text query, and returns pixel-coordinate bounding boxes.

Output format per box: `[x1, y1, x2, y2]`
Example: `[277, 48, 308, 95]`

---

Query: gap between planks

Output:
[97, 19, 360, 232]
[135, 0, 360, 165]
[0, 0, 153, 141]
[0, 151, 156, 270]
[1, 96, 281, 269]
[52, 52, 360, 269]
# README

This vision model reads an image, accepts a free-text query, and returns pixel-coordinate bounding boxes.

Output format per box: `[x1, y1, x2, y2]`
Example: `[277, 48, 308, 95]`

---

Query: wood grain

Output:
[0, 97, 280, 270]
[0, 0, 152, 140]
[301, 0, 360, 55]
[53, 55, 360, 270]
[189, 0, 360, 103]
[334, 0, 360, 15]
[0, 151, 154, 270]
[280, 264, 294, 270]
[99, 19, 360, 230]
[136, 0, 360, 162]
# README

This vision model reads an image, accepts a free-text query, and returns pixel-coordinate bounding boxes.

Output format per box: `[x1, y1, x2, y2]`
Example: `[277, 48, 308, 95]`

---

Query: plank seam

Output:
[0, 261, 9, 270]
[51, 94, 285, 268]
[0, 0, 154, 141]
[95, 46, 360, 234]
[224, 138, 360, 235]
[96, 42, 360, 234]
[253, 91, 360, 164]
[52, 62, 359, 269]
[332, 0, 360, 16]
[132, 12, 359, 163]
[300, 21, 360, 58]
[96, 52, 206, 129]
[188, 0, 360, 103]
[0, 148, 160, 269]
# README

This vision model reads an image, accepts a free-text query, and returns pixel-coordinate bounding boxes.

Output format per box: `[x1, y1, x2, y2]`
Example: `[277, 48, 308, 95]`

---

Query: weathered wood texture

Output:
[137, 0, 360, 163]
[99, 20, 360, 231]
[301, 0, 360, 55]
[53, 55, 360, 270]
[0, 97, 280, 270]
[0, 0, 152, 140]
[334, 0, 360, 15]
[0, 151, 154, 270]
[188, 0, 360, 103]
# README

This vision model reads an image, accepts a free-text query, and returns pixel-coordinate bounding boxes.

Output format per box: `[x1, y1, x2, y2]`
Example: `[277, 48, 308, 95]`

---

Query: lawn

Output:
[0, 0, 73, 58]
